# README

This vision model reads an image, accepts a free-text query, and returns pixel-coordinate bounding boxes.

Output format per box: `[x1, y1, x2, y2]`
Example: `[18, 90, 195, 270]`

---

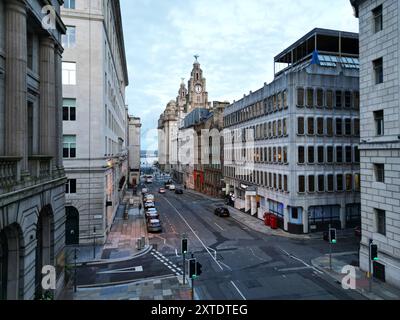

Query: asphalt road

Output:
[142, 175, 366, 300]
[75, 174, 366, 300]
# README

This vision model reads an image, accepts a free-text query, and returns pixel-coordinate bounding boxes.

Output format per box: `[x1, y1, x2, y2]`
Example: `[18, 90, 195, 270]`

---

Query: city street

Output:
[86, 174, 366, 300]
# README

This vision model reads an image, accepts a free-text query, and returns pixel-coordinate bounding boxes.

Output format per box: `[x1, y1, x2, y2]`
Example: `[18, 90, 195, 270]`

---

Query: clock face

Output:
[195, 84, 203, 94]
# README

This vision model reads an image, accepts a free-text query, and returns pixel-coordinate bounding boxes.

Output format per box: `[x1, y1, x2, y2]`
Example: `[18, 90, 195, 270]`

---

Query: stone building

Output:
[351, 0, 400, 288]
[0, 0, 67, 299]
[223, 28, 361, 234]
[61, 0, 129, 246]
[128, 116, 141, 187]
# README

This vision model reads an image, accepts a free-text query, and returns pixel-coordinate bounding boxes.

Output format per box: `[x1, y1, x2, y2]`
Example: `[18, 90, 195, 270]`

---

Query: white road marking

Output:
[230, 281, 246, 301]
[162, 196, 225, 271]
[214, 223, 224, 231]
[278, 266, 313, 272]
[97, 266, 144, 274]
[280, 248, 324, 275]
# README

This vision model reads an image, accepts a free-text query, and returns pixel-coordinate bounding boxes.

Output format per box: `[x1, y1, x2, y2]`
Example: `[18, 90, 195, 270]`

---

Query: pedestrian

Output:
[139, 203, 142, 212]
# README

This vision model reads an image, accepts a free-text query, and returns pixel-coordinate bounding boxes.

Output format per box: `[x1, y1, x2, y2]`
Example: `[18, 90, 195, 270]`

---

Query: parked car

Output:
[159, 188, 166, 194]
[144, 194, 155, 201]
[175, 189, 183, 194]
[169, 184, 176, 191]
[141, 188, 148, 194]
[145, 212, 160, 221]
[165, 181, 172, 188]
[147, 219, 162, 233]
[214, 207, 230, 217]
[144, 201, 155, 209]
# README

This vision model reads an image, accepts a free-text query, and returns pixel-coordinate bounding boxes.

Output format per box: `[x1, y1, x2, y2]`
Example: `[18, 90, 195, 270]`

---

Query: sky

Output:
[120, 0, 359, 150]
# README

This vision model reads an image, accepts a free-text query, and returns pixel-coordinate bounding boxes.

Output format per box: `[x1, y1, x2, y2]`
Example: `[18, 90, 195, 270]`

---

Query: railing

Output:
[0, 157, 22, 189]
[28, 156, 53, 179]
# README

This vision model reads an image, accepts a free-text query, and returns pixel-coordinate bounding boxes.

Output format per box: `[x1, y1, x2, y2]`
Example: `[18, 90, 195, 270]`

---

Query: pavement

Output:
[311, 252, 400, 300]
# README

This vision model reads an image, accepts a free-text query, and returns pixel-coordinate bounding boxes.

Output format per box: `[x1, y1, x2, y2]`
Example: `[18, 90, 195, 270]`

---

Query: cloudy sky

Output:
[120, 0, 359, 150]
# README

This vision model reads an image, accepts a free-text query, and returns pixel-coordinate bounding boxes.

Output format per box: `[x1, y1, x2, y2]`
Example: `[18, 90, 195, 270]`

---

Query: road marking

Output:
[278, 266, 313, 272]
[230, 281, 246, 301]
[280, 248, 324, 275]
[162, 196, 225, 271]
[249, 247, 267, 262]
[97, 266, 144, 274]
[219, 261, 232, 271]
[214, 223, 224, 231]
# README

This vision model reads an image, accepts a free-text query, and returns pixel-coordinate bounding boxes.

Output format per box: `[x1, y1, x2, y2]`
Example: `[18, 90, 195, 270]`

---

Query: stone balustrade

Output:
[28, 156, 53, 179]
[0, 157, 22, 190]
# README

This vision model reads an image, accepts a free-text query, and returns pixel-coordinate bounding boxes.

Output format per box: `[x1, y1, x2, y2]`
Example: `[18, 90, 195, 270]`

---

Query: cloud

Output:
[121, 0, 359, 149]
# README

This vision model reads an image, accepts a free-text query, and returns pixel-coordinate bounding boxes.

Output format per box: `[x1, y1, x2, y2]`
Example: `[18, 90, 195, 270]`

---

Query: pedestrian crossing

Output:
[151, 249, 184, 277]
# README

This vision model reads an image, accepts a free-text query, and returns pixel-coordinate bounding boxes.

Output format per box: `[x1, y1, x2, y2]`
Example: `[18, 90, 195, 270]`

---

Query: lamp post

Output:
[93, 226, 96, 259]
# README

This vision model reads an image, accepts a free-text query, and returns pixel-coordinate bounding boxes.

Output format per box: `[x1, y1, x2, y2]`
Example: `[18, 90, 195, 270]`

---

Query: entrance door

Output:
[66, 207, 80, 245]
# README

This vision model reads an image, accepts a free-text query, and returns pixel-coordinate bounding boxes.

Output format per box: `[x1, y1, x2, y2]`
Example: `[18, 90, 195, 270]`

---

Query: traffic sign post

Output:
[369, 240, 378, 292]
[328, 225, 337, 270]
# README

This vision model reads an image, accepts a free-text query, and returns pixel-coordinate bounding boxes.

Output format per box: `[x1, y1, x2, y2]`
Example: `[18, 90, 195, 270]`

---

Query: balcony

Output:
[0, 157, 22, 190]
[28, 155, 53, 179]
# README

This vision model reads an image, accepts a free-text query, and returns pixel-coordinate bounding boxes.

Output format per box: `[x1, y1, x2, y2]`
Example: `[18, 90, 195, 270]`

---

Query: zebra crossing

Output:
[151, 249, 184, 277]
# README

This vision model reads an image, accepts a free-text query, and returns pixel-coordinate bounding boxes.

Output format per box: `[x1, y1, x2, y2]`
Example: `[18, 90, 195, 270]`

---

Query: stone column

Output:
[39, 37, 55, 162]
[54, 46, 63, 169]
[4, 0, 28, 173]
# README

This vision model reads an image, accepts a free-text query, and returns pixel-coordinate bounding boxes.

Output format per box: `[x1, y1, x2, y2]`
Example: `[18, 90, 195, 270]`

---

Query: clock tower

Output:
[187, 55, 209, 113]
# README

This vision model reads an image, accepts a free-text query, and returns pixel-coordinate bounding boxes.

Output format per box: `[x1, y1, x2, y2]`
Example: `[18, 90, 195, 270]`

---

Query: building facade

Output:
[351, 0, 400, 288]
[223, 29, 361, 234]
[128, 116, 141, 187]
[61, 0, 129, 246]
[0, 0, 67, 299]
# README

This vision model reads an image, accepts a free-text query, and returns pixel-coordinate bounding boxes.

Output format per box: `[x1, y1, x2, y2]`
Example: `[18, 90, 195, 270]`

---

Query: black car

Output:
[214, 207, 230, 217]
[175, 189, 183, 194]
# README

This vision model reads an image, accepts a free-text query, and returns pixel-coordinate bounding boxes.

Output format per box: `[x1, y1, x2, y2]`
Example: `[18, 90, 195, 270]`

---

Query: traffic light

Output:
[370, 244, 379, 261]
[196, 262, 202, 277]
[181, 238, 188, 254]
[188, 259, 196, 278]
[329, 228, 337, 244]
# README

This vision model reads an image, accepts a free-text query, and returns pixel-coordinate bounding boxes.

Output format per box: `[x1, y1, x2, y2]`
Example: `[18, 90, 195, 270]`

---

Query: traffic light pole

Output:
[191, 277, 194, 300]
[369, 239, 373, 293]
[329, 224, 332, 270]
[183, 252, 186, 285]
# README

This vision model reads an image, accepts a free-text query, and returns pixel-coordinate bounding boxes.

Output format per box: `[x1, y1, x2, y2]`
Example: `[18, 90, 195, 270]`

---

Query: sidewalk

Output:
[311, 253, 400, 300]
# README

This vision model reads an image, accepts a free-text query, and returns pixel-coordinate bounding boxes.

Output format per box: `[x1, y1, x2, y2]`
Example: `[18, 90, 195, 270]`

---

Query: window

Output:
[336, 118, 343, 136]
[345, 146, 352, 163]
[327, 174, 334, 192]
[376, 209, 386, 236]
[283, 118, 288, 136]
[297, 88, 304, 107]
[327, 146, 334, 163]
[318, 175, 325, 192]
[298, 176, 305, 193]
[28, 102, 34, 156]
[278, 147, 282, 164]
[283, 90, 288, 108]
[284, 176, 288, 192]
[273, 173, 277, 190]
[63, 98, 76, 121]
[326, 90, 333, 109]
[308, 175, 315, 193]
[374, 110, 384, 136]
[354, 92, 360, 110]
[268, 122, 272, 138]
[307, 88, 314, 107]
[354, 119, 360, 136]
[373, 5, 383, 33]
[278, 174, 282, 190]
[317, 89, 324, 108]
[337, 174, 344, 192]
[63, 135, 76, 158]
[64, 0, 76, 9]
[66, 179, 77, 194]
[278, 120, 282, 136]
[374, 164, 385, 183]
[354, 146, 360, 163]
[317, 118, 324, 135]
[273, 147, 277, 163]
[273, 121, 277, 137]
[297, 117, 305, 135]
[27, 32, 33, 70]
[355, 174, 361, 192]
[335, 91, 342, 108]
[283, 147, 288, 164]
[346, 174, 353, 191]
[345, 118, 352, 136]
[327, 118, 334, 136]
[345, 91, 352, 108]
[373, 58, 383, 84]
[318, 146, 324, 164]
[62, 62, 76, 85]
[308, 146, 315, 164]
[298, 146, 305, 164]
[336, 146, 343, 163]
[307, 118, 315, 135]
[62, 26, 76, 48]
